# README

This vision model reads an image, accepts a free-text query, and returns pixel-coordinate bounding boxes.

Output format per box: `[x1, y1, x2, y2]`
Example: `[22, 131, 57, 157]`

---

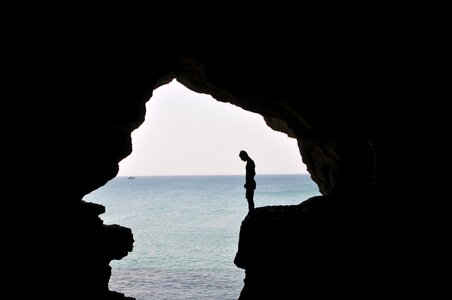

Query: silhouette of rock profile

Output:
[239, 150, 256, 213]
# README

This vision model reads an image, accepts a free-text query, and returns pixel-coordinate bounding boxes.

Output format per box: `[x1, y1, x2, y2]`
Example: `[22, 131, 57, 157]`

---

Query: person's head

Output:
[239, 150, 248, 161]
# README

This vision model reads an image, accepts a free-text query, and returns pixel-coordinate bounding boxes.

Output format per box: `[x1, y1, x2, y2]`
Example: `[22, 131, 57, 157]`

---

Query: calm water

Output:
[85, 174, 320, 300]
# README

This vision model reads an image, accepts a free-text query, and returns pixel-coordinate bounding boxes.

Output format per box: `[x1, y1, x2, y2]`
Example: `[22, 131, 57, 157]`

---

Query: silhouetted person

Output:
[239, 150, 256, 213]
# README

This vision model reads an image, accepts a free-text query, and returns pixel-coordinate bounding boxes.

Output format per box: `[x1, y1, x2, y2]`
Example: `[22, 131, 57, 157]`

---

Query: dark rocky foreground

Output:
[234, 195, 386, 299]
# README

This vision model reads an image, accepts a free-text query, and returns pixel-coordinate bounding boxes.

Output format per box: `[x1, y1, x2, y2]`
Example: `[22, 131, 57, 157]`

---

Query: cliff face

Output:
[17, 37, 399, 299]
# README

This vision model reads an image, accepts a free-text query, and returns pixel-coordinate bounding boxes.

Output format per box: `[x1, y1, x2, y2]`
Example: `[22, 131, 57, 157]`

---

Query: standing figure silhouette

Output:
[239, 150, 256, 213]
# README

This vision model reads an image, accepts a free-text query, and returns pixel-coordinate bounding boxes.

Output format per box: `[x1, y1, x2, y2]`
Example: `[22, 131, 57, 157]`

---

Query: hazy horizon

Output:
[118, 80, 308, 176]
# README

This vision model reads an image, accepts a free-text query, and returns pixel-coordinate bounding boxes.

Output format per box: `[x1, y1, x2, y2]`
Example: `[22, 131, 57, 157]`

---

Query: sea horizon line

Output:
[119, 173, 310, 177]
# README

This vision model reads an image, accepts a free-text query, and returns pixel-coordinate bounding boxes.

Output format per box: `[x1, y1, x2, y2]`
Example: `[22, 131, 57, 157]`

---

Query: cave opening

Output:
[85, 79, 320, 299]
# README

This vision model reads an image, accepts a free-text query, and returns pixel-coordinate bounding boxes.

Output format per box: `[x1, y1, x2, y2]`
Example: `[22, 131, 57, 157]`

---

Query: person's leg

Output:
[246, 189, 254, 212]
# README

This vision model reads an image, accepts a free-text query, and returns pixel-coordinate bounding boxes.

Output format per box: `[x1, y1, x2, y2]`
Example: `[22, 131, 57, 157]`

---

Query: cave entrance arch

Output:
[85, 79, 320, 299]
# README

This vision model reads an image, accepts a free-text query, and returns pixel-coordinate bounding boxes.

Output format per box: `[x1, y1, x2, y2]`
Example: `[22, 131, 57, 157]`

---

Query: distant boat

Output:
[127, 176, 135, 179]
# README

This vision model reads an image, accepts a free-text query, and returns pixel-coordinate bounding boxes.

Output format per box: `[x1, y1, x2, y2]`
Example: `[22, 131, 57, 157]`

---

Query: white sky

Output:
[118, 80, 307, 176]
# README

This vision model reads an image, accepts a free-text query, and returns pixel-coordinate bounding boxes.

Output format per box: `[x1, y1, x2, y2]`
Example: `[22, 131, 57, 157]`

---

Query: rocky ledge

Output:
[234, 195, 384, 299]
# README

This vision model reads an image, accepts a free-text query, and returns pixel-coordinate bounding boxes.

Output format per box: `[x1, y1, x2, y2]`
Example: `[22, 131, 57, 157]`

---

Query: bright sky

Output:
[118, 80, 308, 176]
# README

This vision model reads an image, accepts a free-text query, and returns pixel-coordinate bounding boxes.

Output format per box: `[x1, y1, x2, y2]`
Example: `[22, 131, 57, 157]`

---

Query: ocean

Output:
[85, 174, 320, 300]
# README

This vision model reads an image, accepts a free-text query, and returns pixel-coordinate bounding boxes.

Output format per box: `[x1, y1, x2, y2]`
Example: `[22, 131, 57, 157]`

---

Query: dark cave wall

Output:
[23, 42, 390, 299]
